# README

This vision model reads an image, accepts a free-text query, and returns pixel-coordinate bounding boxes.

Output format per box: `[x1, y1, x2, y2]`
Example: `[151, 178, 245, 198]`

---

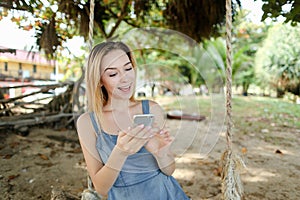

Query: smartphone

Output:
[133, 114, 154, 126]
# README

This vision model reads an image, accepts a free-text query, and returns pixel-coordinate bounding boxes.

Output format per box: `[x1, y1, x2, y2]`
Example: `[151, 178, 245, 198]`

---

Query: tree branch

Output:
[107, 0, 130, 38]
[0, 3, 30, 12]
[106, 6, 139, 29]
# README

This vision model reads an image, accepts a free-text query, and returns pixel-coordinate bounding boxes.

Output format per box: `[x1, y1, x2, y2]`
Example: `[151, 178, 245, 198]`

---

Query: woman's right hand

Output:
[115, 124, 153, 156]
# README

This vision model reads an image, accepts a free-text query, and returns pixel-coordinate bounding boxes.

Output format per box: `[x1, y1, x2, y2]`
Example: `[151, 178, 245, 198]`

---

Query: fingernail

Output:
[138, 124, 144, 128]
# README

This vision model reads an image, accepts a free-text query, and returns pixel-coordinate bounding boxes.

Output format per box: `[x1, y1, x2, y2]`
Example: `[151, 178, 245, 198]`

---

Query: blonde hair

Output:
[85, 41, 137, 125]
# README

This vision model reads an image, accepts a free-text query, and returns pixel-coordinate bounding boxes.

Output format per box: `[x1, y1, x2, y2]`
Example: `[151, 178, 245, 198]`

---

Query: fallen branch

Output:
[0, 112, 75, 127]
[0, 82, 71, 104]
[0, 96, 52, 113]
[0, 80, 85, 133]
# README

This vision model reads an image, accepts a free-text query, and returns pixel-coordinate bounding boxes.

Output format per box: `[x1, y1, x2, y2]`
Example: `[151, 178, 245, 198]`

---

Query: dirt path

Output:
[1, 117, 299, 199]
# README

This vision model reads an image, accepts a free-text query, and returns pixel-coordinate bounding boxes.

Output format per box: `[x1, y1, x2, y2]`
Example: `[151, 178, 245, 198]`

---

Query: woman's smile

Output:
[117, 83, 132, 93]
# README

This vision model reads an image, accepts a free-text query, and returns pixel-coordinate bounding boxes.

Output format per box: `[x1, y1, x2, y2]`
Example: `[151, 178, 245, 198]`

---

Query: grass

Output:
[232, 96, 300, 130]
[155, 95, 300, 136]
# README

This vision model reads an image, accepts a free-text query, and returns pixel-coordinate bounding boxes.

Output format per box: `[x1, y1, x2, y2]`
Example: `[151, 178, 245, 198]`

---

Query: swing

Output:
[79, 0, 244, 199]
[221, 0, 245, 199]
[80, 0, 101, 199]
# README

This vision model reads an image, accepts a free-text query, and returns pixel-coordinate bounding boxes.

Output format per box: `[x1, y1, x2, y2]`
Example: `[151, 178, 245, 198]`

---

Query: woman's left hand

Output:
[145, 129, 174, 157]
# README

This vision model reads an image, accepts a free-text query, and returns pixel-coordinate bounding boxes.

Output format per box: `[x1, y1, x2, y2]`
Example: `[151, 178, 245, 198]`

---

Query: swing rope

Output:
[88, 0, 95, 52]
[72, 0, 95, 116]
[221, 0, 245, 199]
[80, 0, 104, 200]
[225, 0, 233, 150]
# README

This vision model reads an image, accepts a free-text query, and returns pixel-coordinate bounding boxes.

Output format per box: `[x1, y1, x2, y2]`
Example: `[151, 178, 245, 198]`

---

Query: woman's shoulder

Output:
[76, 112, 93, 129]
[77, 112, 91, 122]
[137, 99, 164, 116]
[136, 99, 160, 106]
[76, 112, 98, 138]
[146, 99, 159, 106]
[134, 99, 161, 111]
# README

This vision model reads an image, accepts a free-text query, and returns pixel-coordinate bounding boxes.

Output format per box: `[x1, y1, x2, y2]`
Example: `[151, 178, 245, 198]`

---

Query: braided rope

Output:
[225, 0, 233, 150]
[72, 0, 95, 114]
[221, 1, 245, 199]
[81, 1, 102, 199]
[88, 0, 95, 51]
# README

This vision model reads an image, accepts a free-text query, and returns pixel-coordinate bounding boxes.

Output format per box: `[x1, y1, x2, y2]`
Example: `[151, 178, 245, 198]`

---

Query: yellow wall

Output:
[0, 59, 55, 80]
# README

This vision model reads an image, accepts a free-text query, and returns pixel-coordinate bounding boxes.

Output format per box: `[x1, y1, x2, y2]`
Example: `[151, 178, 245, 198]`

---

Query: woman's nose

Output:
[120, 71, 130, 82]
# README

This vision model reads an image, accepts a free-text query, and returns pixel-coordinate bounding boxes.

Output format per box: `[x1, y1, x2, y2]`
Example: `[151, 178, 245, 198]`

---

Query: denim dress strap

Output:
[141, 100, 150, 114]
[89, 112, 101, 136]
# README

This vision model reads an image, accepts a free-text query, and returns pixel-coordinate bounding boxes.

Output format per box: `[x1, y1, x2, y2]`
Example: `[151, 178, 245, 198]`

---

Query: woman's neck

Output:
[104, 98, 133, 112]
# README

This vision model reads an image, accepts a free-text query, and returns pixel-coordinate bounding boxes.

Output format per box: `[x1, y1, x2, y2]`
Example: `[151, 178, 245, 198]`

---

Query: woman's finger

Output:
[118, 129, 133, 144]
[137, 126, 153, 138]
[159, 129, 169, 137]
[126, 124, 145, 137]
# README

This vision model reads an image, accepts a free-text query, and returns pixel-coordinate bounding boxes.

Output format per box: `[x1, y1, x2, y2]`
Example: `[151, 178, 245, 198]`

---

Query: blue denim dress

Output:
[89, 100, 190, 200]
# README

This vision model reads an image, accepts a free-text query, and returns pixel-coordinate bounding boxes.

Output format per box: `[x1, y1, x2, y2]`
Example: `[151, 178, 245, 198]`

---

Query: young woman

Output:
[76, 41, 190, 199]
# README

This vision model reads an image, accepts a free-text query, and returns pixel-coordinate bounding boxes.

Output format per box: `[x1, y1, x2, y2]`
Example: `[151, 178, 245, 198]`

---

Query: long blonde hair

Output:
[85, 41, 137, 125]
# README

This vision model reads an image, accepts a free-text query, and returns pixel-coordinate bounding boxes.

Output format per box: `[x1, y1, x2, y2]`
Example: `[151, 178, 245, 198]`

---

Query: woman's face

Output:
[100, 49, 135, 100]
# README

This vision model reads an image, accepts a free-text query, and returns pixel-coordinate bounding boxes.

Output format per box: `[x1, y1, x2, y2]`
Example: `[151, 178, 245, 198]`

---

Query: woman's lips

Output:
[118, 84, 131, 92]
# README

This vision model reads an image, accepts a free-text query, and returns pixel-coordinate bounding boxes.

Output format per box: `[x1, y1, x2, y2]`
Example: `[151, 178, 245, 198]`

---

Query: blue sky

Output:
[0, 0, 264, 54]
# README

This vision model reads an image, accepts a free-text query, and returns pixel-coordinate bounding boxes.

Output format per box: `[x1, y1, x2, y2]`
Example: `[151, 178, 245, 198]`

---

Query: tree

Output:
[259, 0, 300, 25]
[200, 36, 255, 96]
[0, 0, 242, 58]
[255, 23, 300, 97]
[1, 0, 299, 59]
[1, 0, 140, 57]
[233, 49, 255, 96]
[231, 9, 269, 96]
[192, 8, 271, 96]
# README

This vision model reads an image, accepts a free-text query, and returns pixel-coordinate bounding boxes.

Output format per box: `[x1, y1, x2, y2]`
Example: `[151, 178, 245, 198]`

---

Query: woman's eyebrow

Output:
[104, 62, 131, 72]
[104, 67, 117, 72]
[124, 61, 131, 66]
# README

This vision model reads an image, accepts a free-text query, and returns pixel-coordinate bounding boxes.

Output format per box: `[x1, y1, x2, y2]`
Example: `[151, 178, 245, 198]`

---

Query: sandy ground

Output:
[1, 111, 300, 199]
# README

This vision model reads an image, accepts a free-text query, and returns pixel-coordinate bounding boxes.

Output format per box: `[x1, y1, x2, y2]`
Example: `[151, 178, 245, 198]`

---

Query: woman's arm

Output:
[154, 129, 176, 176]
[147, 101, 176, 176]
[77, 113, 153, 196]
[154, 150, 175, 176]
[77, 113, 127, 197]
[146, 129, 176, 176]
[80, 144, 128, 197]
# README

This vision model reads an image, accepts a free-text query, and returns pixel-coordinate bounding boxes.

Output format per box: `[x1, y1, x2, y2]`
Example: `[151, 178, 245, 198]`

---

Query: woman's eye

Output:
[125, 67, 132, 71]
[109, 73, 117, 77]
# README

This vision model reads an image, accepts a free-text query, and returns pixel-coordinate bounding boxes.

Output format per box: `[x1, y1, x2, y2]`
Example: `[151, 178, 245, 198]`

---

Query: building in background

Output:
[0, 46, 60, 81]
[0, 47, 64, 99]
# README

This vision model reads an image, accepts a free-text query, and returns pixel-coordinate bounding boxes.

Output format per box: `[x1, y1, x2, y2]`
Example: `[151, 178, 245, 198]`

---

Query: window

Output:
[4, 62, 8, 71]
[33, 64, 37, 73]
[18, 63, 23, 77]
